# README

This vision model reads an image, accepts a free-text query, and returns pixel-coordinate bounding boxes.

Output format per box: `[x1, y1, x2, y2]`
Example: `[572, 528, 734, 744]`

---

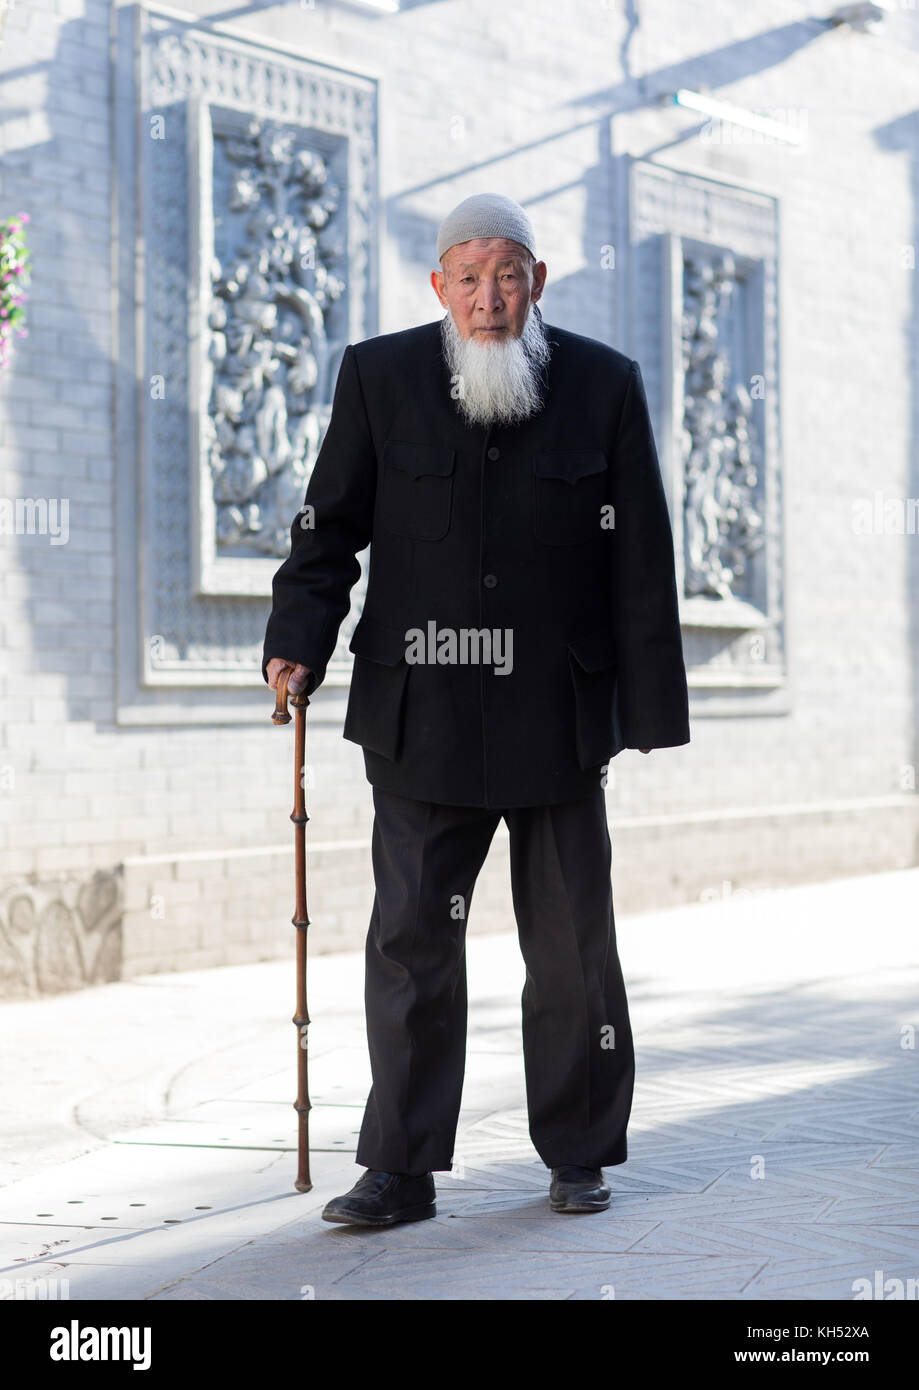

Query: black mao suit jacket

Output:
[262, 315, 690, 808]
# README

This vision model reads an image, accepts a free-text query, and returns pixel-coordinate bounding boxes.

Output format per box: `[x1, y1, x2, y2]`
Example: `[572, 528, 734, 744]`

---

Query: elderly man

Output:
[264, 192, 690, 1225]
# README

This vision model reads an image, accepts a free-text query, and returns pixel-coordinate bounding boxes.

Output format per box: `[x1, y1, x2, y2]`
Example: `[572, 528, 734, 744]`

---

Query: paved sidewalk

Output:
[1, 868, 917, 1300]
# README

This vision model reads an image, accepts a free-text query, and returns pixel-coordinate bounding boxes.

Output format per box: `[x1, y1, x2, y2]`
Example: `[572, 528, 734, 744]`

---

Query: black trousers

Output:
[354, 784, 635, 1175]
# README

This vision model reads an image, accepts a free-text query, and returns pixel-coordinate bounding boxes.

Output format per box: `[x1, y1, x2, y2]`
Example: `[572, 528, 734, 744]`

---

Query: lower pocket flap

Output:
[349, 615, 408, 666]
[384, 442, 456, 479]
[568, 627, 617, 672]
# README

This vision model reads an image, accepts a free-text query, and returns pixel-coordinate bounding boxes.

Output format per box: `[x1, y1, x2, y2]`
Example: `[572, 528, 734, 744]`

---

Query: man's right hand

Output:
[266, 658, 312, 695]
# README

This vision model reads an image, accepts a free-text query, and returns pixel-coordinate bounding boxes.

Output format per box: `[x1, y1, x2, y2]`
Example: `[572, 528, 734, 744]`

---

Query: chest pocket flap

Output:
[535, 450, 607, 483]
[534, 450, 608, 544]
[379, 442, 456, 541]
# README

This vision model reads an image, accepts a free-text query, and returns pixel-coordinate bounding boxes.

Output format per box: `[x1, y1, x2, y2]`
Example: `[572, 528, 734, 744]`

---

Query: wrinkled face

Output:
[430, 237, 547, 341]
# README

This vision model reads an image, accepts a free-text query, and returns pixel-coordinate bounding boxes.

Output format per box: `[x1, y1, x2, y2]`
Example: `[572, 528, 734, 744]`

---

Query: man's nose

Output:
[478, 282, 504, 311]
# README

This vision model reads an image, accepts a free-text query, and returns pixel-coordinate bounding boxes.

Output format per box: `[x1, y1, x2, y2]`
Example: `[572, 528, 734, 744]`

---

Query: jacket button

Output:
[487, 446, 500, 461]
[483, 574, 498, 588]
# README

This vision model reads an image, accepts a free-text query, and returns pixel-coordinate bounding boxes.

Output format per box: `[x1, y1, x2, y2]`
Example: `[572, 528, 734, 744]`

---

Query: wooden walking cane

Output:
[271, 665, 312, 1193]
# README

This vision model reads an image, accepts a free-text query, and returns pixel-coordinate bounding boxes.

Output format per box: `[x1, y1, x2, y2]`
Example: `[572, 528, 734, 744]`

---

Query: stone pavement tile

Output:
[1, 1253, 332, 1303]
[424, 1174, 497, 1193]
[743, 1257, 919, 1300]
[453, 1120, 853, 1198]
[459, 1061, 529, 1094]
[1, 1247, 764, 1302]
[628, 1140, 884, 1167]
[637, 1191, 836, 1223]
[173, 1045, 375, 1115]
[110, 1235, 380, 1302]
[633, 1055, 879, 1087]
[629, 1079, 901, 1140]
[434, 1188, 550, 1214]
[109, 1100, 365, 1160]
[0, 1259, 156, 1300]
[147, 1231, 462, 1302]
[0, 1223, 93, 1272]
[707, 1161, 916, 1203]
[630, 1090, 885, 1137]
[627, 1118, 780, 1144]
[368, 1209, 661, 1253]
[629, 1219, 919, 1262]
[149, 1242, 383, 1301]
[448, 1146, 722, 1196]
[867, 1145, 919, 1168]
[0, 1207, 356, 1301]
[816, 1197, 919, 1223]
[0, 1140, 361, 1300]
[0, 1143, 305, 1229]
[430, 1164, 538, 1193]
[436, 1163, 549, 1192]
[2, 1198, 297, 1273]
[765, 1106, 919, 1145]
[449, 1144, 540, 1171]
[457, 1081, 531, 1110]
[604, 1159, 731, 1193]
[442, 1189, 832, 1223]
[0, 1203, 309, 1297]
[314, 1249, 766, 1301]
[464, 1039, 528, 1058]
[564, 1256, 771, 1300]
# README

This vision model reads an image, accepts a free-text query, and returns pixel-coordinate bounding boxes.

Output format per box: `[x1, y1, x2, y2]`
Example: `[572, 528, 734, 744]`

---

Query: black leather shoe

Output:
[549, 1165, 611, 1213]
[321, 1169, 436, 1227]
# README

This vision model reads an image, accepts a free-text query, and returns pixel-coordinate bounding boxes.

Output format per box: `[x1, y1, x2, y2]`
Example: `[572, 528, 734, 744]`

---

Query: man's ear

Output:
[530, 259, 548, 305]
[430, 267, 448, 308]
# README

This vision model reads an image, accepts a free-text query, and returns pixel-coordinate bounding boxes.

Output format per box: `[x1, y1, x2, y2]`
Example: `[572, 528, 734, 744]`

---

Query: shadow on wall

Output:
[386, 14, 830, 340]
[4, 5, 834, 729]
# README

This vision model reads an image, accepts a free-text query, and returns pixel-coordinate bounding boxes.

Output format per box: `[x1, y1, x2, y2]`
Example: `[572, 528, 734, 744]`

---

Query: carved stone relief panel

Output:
[0, 870, 123, 999]
[631, 160, 785, 701]
[134, 11, 377, 689]
[191, 107, 347, 588]
[680, 246, 765, 605]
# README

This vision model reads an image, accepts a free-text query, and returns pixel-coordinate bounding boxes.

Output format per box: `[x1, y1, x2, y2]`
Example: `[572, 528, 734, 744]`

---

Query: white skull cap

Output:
[437, 192, 537, 263]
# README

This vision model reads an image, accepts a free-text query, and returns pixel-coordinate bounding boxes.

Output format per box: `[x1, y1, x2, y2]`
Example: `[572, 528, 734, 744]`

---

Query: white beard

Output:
[440, 303, 552, 427]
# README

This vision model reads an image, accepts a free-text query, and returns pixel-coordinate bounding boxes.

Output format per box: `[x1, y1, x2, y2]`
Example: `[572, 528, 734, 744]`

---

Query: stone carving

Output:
[126, 14, 378, 689]
[633, 161, 777, 260]
[0, 869, 123, 998]
[628, 159, 784, 699]
[205, 120, 346, 558]
[680, 251, 764, 602]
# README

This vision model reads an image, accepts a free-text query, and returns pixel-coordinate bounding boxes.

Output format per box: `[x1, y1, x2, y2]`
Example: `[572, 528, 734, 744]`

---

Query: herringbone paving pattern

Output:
[0, 871, 916, 1299]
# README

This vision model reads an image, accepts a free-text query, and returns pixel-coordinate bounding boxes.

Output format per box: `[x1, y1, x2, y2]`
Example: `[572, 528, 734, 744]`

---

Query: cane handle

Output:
[272, 665, 293, 725]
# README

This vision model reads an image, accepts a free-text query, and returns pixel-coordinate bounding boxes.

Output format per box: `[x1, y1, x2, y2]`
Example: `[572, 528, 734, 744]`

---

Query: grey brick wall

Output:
[1, 0, 917, 993]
